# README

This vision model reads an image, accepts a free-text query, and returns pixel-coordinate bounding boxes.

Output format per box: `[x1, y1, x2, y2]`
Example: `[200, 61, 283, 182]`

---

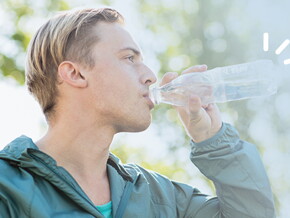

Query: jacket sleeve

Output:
[176, 123, 276, 218]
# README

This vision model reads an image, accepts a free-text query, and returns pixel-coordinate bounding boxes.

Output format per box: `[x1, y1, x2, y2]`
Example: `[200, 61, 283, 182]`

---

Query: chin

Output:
[137, 114, 152, 131]
[118, 116, 152, 133]
[136, 121, 151, 132]
[129, 120, 151, 132]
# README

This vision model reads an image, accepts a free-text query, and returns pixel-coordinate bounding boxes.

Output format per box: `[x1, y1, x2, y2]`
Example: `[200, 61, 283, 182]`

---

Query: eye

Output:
[127, 55, 134, 63]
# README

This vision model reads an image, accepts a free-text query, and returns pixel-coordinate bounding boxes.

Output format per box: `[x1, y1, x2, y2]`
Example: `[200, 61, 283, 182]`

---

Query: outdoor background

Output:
[0, 0, 289, 217]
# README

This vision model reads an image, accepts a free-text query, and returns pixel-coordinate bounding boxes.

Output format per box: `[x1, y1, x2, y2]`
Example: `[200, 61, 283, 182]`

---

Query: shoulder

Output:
[0, 158, 20, 177]
[0, 159, 37, 216]
[109, 153, 172, 184]
[123, 162, 195, 190]
[0, 159, 36, 193]
[124, 162, 171, 183]
[123, 162, 203, 209]
[124, 163, 179, 205]
[123, 163, 194, 195]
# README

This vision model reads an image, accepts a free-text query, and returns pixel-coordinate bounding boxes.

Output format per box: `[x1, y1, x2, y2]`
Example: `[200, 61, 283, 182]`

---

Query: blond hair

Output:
[26, 8, 124, 120]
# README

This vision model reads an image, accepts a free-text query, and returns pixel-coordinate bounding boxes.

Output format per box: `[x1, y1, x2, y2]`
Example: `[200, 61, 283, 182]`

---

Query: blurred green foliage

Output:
[0, 0, 262, 185]
[0, 0, 70, 83]
[1, 0, 286, 214]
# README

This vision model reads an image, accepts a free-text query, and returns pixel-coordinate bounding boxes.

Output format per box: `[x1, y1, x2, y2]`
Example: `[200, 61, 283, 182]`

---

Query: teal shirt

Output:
[96, 201, 113, 218]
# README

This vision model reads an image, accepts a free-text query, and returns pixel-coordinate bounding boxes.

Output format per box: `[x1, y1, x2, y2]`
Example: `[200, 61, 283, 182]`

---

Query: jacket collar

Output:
[0, 135, 139, 217]
[0, 135, 135, 182]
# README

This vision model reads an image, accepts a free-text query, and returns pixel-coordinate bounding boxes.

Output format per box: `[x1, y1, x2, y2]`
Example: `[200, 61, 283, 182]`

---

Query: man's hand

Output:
[160, 65, 222, 143]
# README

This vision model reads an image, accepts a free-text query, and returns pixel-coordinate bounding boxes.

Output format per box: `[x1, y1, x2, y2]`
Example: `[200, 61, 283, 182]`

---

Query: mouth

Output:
[143, 93, 155, 110]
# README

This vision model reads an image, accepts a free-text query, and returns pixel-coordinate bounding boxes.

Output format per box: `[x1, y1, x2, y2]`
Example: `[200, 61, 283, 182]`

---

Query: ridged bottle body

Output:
[150, 60, 277, 106]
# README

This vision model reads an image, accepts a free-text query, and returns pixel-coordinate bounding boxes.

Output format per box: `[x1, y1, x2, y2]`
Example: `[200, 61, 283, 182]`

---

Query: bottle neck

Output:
[149, 87, 161, 105]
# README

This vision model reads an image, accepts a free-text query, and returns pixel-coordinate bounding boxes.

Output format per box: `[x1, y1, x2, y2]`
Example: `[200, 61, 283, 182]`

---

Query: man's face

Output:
[82, 22, 157, 133]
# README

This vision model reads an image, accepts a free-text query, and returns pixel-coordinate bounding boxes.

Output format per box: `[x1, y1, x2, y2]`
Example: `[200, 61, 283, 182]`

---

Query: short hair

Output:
[25, 8, 124, 120]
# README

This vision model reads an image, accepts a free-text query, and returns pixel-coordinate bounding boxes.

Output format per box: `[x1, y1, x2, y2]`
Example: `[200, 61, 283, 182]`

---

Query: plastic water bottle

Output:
[150, 60, 277, 106]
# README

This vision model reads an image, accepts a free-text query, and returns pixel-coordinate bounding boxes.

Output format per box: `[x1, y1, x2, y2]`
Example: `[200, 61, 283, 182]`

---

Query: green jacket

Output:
[0, 123, 275, 218]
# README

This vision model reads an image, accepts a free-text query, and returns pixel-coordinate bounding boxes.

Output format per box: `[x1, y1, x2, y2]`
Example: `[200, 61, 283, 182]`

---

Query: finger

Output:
[204, 103, 220, 115]
[159, 72, 179, 87]
[181, 64, 207, 75]
[187, 95, 202, 118]
[177, 95, 203, 122]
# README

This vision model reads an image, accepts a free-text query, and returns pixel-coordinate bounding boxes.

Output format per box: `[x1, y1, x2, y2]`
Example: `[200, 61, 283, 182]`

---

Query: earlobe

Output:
[58, 61, 88, 88]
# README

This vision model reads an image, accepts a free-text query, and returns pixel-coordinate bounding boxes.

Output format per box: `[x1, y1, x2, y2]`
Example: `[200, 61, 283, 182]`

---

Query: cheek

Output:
[114, 84, 138, 106]
[97, 81, 137, 109]
[109, 73, 139, 98]
[89, 65, 140, 105]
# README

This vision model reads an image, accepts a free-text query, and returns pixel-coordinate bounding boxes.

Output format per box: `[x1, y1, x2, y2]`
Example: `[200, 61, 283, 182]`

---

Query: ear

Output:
[58, 61, 88, 88]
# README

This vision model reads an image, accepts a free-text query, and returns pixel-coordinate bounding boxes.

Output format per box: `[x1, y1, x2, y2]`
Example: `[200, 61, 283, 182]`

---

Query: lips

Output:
[143, 93, 154, 109]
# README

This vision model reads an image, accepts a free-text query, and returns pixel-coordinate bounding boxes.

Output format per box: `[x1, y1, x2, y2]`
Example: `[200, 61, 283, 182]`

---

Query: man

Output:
[0, 8, 275, 218]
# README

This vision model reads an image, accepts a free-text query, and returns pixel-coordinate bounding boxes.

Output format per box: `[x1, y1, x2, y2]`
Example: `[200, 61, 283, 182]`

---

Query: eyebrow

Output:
[118, 47, 142, 57]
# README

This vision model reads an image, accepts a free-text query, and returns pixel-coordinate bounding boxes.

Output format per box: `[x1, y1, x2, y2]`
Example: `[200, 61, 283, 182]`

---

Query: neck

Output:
[36, 118, 115, 182]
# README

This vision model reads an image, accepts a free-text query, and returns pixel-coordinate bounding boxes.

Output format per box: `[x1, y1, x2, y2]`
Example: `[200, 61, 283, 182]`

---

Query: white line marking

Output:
[263, 32, 269, 51]
[275, 39, 290, 55]
[284, 59, 290, 65]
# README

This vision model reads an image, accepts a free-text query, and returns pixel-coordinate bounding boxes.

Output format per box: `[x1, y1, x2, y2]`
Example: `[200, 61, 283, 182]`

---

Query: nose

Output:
[141, 64, 157, 86]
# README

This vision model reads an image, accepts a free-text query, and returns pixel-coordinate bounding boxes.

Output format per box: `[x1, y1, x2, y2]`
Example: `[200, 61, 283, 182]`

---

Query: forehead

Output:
[93, 22, 140, 52]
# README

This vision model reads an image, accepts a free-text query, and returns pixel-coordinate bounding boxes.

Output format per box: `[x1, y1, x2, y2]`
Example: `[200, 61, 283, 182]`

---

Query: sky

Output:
[0, 78, 46, 145]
